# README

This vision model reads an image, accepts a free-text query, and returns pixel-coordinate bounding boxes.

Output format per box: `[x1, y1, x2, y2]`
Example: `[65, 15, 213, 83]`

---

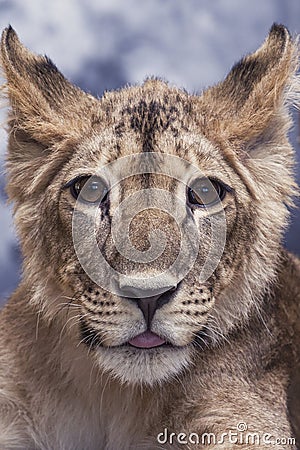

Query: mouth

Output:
[80, 318, 173, 350]
[127, 330, 166, 349]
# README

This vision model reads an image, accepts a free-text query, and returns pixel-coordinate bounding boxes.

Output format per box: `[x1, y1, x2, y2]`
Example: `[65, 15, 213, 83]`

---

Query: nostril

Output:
[136, 285, 179, 327]
[156, 285, 178, 309]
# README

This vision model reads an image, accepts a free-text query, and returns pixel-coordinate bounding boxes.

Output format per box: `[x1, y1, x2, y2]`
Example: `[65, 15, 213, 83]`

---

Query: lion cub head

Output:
[0, 25, 298, 385]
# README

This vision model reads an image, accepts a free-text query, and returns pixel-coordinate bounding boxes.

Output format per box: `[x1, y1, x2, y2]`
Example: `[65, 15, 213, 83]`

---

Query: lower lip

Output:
[128, 330, 166, 349]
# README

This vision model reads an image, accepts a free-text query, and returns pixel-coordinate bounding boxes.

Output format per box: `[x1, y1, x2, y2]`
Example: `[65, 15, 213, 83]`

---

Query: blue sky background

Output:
[0, 0, 299, 304]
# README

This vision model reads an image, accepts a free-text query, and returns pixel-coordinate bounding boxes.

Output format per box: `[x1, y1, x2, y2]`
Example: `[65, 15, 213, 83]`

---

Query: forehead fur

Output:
[101, 80, 192, 151]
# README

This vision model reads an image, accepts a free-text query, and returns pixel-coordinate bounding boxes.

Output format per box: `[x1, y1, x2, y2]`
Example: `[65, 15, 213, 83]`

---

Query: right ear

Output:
[0, 26, 97, 147]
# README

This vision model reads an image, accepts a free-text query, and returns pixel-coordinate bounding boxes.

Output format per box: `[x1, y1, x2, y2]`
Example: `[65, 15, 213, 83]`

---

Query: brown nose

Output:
[126, 287, 177, 327]
[137, 295, 161, 327]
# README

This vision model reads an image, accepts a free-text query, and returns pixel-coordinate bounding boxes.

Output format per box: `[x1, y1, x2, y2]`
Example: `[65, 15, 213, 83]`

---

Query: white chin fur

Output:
[94, 345, 193, 386]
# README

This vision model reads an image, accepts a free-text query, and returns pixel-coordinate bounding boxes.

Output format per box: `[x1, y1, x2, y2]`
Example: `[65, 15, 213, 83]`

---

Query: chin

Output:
[94, 344, 193, 386]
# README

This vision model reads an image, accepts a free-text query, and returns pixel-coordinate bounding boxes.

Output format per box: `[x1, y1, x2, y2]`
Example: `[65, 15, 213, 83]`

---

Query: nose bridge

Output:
[110, 173, 181, 253]
[128, 207, 176, 253]
[102, 174, 184, 287]
[105, 201, 181, 276]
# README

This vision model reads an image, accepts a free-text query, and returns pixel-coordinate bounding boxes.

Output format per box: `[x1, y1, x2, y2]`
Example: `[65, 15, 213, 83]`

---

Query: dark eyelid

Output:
[187, 176, 235, 195]
[209, 177, 235, 194]
[62, 175, 92, 189]
[189, 177, 234, 194]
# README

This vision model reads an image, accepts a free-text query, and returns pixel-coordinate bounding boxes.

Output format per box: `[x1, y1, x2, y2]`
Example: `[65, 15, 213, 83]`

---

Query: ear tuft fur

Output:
[0, 26, 97, 146]
[269, 22, 290, 42]
[199, 23, 299, 147]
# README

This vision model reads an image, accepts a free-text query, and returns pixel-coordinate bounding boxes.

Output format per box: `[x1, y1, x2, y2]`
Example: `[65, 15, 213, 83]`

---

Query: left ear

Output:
[200, 23, 299, 148]
[0, 25, 97, 146]
[0, 26, 99, 201]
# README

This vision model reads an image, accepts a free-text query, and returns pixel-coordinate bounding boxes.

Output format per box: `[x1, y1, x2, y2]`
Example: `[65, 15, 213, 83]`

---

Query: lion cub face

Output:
[1, 25, 297, 384]
[57, 134, 230, 384]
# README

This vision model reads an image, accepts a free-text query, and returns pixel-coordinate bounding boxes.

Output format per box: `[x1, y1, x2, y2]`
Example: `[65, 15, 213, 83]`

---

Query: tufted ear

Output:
[0, 26, 97, 148]
[201, 23, 299, 149]
[0, 26, 100, 201]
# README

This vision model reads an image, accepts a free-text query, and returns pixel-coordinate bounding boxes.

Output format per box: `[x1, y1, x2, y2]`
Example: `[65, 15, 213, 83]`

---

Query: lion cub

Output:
[0, 24, 299, 449]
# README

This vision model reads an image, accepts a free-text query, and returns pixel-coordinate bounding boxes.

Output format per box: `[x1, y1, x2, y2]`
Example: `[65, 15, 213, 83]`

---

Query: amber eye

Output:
[187, 178, 225, 208]
[69, 176, 108, 204]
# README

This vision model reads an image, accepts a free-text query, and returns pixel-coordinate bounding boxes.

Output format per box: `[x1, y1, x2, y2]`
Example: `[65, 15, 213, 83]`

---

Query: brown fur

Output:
[0, 24, 299, 449]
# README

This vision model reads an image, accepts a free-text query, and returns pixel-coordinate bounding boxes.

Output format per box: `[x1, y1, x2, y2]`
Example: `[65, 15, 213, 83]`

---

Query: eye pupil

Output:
[89, 182, 100, 192]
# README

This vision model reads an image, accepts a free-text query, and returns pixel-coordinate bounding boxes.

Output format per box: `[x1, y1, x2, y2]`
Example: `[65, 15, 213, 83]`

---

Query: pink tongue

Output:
[128, 331, 166, 349]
